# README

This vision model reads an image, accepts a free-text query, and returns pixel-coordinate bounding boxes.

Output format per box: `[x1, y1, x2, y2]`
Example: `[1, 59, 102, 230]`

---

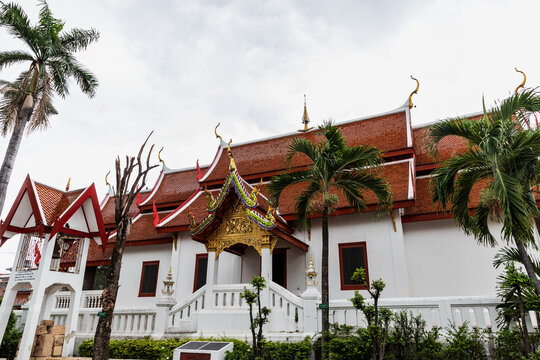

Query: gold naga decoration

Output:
[187, 210, 196, 228]
[105, 171, 111, 187]
[408, 75, 419, 109]
[203, 186, 214, 206]
[215, 122, 223, 142]
[158, 146, 165, 164]
[227, 138, 236, 170]
[515, 68, 526, 94]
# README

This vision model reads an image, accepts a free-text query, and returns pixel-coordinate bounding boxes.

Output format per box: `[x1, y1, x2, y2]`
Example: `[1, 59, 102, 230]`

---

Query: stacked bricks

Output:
[30, 320, 65, 359]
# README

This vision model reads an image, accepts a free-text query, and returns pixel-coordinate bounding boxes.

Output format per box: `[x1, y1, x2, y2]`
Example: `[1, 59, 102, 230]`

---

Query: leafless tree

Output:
[93, 132, 158, 360]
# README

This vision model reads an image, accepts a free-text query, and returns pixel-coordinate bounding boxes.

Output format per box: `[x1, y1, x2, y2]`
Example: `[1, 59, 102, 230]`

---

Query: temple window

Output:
[138, 261, 160, 297]
[193, 254, 208, 292]
[338, 242, 369, 290]
[83, 265, 109, 290]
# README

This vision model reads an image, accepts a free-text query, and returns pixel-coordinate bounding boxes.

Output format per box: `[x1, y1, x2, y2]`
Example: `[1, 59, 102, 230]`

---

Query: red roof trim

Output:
[0, 175, 46, 243]
[49, 184, 108, 252]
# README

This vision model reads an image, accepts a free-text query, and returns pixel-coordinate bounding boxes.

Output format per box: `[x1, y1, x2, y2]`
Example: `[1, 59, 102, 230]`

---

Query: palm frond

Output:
[333, 170, 391, 213]
[427, 117, 486, 156]
[294, 182, 322, 229]
[493, 246, 540, 276]
[0, 50, 34, 70]
[0, 2, 40, 55]
[60, 28, 99, 52]
[284, 137, 320, 167]
[28, 72, 56, 133]
[267, 169, 316, 206]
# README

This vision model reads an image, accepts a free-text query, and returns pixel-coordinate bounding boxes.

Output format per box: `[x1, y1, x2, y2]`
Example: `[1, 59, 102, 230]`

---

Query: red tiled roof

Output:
[140, 168, 205, 208]
[100, 193, 147, 227]
[202, 111, 409, 184]
[404, 177, 484, 216]
[109, 212, 173, 243]
[34, 182, 85, 225]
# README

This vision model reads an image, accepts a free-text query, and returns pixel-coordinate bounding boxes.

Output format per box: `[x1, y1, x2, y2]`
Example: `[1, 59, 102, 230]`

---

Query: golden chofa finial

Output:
[105, 171, 111, 187]
[227, 138, 236, 170]
[158, 146, 164, 164]
[298, 94, 313, 132]
[515, 68, 526, 94]
[408, 75, 419, 109]
[65, 177, 71, 191]
[215, 122, 223, 142]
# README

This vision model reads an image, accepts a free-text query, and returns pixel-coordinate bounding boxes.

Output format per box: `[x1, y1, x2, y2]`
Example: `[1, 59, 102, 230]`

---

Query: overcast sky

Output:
[0, 0, 538, 270]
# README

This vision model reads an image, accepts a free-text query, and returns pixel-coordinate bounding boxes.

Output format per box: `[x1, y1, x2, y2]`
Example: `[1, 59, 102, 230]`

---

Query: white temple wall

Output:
[175, 234, 242, 303]
[240, 247, 261, 283]
[116, 244, 171, 308]
[273, 238, 306, 296]
[309, 212, 405, 301]
[402, 219, 505, 297]
[175, 234, 207, 303]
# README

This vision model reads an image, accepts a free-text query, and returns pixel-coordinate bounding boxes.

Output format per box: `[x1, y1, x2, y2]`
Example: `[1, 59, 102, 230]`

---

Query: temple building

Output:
[0, 86, 527, 358]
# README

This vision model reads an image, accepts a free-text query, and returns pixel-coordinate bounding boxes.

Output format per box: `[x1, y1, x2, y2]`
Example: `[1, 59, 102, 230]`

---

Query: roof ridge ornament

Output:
[298, 94, 314, 132]
[65, 177, 71, 191]
[408, 75, 419, 109]
[158, 146, 164, 164]
[227, 138, 236, 170]
[515, 67, 526, 94]
[105, 171, 111, 187]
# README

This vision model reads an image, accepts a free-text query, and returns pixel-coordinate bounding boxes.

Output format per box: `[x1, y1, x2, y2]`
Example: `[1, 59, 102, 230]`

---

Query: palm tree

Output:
[269, 121, 392, 353]
[428, 88, 540, 295]
[0, 1, 99, 213]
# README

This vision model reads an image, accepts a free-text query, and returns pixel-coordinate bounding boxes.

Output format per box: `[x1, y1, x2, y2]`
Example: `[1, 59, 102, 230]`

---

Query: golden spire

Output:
[408, 75, 419, 109]
[515, 68, 526, 94]
[65, 177, 71, 191]
[299, 94, 313, 132]
[158, 146, 164, 164]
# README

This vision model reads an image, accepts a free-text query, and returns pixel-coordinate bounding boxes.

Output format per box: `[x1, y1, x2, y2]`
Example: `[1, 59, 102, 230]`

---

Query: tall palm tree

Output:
[269, 121, 392, 352]
[0, 1, 99, 213]
[428, 88, 540, 295]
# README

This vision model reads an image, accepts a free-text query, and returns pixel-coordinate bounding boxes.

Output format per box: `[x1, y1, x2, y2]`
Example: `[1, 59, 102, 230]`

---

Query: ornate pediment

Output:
[206, 199, 277, 257]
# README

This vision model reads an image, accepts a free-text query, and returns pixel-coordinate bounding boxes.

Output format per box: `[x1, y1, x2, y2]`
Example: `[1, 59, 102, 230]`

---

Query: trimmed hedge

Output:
[78, 337, 310, 360]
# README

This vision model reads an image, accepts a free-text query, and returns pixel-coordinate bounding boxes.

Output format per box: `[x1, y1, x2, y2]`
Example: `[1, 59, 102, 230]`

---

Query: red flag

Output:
[196, 159, 202, 181]
[136, 185, 142, 206]
[34, 243, 41, 266]
[153, 201, 159, 227]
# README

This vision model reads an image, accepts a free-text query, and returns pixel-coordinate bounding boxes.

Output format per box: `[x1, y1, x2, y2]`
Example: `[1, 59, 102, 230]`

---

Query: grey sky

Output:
[0, 0, 538, 270]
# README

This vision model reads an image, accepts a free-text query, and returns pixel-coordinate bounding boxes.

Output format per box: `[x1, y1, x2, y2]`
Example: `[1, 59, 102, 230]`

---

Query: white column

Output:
[203, 251, 219, 309]
[260, 247, 272, 307]
[63, 237, 90, 357]
[389, 210, 411, 297]
[17, 285, 46, 360]
[0, 234, 26, 341]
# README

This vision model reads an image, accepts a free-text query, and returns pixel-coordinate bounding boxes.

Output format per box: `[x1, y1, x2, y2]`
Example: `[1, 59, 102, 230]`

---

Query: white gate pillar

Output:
[203, 250, 219, 309]
[260, 246, 272, 307]
[0, 235, 26, 341]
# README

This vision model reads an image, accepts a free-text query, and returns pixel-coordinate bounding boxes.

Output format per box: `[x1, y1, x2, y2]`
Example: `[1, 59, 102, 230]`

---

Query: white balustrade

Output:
[268, 281, 304, 332]
[321, 296, 502, 333]
[168, 286, 206, 332]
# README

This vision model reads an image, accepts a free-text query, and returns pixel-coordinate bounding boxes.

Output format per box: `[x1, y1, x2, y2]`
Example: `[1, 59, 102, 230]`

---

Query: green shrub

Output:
[79, 337, 247, 360]
[385, 311, 443, 360]
[441, 323, 486, 360]
[262, 337, 312, 359]
[0, 299, 22, 360]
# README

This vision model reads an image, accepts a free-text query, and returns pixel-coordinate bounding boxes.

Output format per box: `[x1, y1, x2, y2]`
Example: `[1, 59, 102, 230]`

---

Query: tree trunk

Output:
[515, 237, 540, 295]
[92, 218, 129, 360]
[518, 291, 532, 355]
[321, 208, 329, 359]
[0, 94, 34, 214]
